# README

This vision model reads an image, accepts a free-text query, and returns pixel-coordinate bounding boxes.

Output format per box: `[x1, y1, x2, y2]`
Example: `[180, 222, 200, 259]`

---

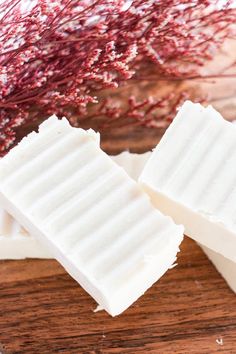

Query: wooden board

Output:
[0, 129, 236, 353]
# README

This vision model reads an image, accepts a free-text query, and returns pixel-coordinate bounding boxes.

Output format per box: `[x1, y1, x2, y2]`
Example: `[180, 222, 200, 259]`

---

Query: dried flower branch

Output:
[0, 0, 236, 153]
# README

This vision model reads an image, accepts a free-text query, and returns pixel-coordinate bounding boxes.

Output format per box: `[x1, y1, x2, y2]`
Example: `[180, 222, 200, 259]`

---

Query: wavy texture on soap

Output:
[140, 101, 236, 262]
[0, 117, 183, 315]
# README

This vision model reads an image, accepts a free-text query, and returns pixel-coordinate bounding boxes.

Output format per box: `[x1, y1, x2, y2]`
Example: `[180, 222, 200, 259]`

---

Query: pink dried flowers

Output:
[0, 0, 236, 153]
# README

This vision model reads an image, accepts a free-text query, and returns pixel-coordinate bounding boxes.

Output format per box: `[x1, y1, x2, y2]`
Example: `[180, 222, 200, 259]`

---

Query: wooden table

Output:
[0, 127, 236, 353]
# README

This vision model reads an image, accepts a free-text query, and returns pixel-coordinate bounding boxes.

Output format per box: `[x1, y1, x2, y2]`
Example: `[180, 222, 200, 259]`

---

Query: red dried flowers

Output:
[0, 0, 236, 153]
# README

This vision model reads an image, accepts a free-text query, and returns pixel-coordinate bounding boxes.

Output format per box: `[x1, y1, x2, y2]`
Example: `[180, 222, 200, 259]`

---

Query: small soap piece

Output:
[0, 209, 51, 259]
[112, 151, 151, 181]
[140, 100, 236, 262]
[0, 117, 183, 316]
[200, 245, 236, 292]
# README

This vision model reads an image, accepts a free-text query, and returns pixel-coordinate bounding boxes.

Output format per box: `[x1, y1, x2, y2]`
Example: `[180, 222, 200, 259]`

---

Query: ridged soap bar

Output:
[0, 117, 183, 316]
[0, 152, 151, 260]
[140, 100, 236, 262]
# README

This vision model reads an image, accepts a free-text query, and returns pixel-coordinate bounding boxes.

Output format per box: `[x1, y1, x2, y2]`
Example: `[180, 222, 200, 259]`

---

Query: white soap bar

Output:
[140, 100, 236, 262]
[200, 245, 236, 292]
[0, 117, 183, 316]
[0, 152, 151, 260]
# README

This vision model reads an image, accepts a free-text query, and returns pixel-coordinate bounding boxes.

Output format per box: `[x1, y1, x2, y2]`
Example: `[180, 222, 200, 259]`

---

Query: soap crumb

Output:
[94, 304, 104, 313]
[169, 263, 178, 269]
[195, 280, 203, 289]
[216, 338, 223, 346]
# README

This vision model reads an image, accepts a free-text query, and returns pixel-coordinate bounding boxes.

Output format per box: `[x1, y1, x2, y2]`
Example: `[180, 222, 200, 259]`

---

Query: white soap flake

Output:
[216, 337, 223, 346]
[169, 263, 178, 269]
[94, 304, 104, 313]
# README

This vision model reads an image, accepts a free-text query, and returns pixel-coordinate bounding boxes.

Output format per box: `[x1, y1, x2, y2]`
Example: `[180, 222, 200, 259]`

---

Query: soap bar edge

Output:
[139, 181, 236, 263]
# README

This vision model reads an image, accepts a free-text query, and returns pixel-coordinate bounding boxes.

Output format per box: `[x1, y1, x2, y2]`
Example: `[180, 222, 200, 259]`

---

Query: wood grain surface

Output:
[0, 129, 236, 354]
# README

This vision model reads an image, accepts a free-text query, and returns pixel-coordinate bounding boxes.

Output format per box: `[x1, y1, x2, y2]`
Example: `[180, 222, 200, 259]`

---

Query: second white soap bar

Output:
[0, 117, 183, 316]
[140, 100, 236, 262]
